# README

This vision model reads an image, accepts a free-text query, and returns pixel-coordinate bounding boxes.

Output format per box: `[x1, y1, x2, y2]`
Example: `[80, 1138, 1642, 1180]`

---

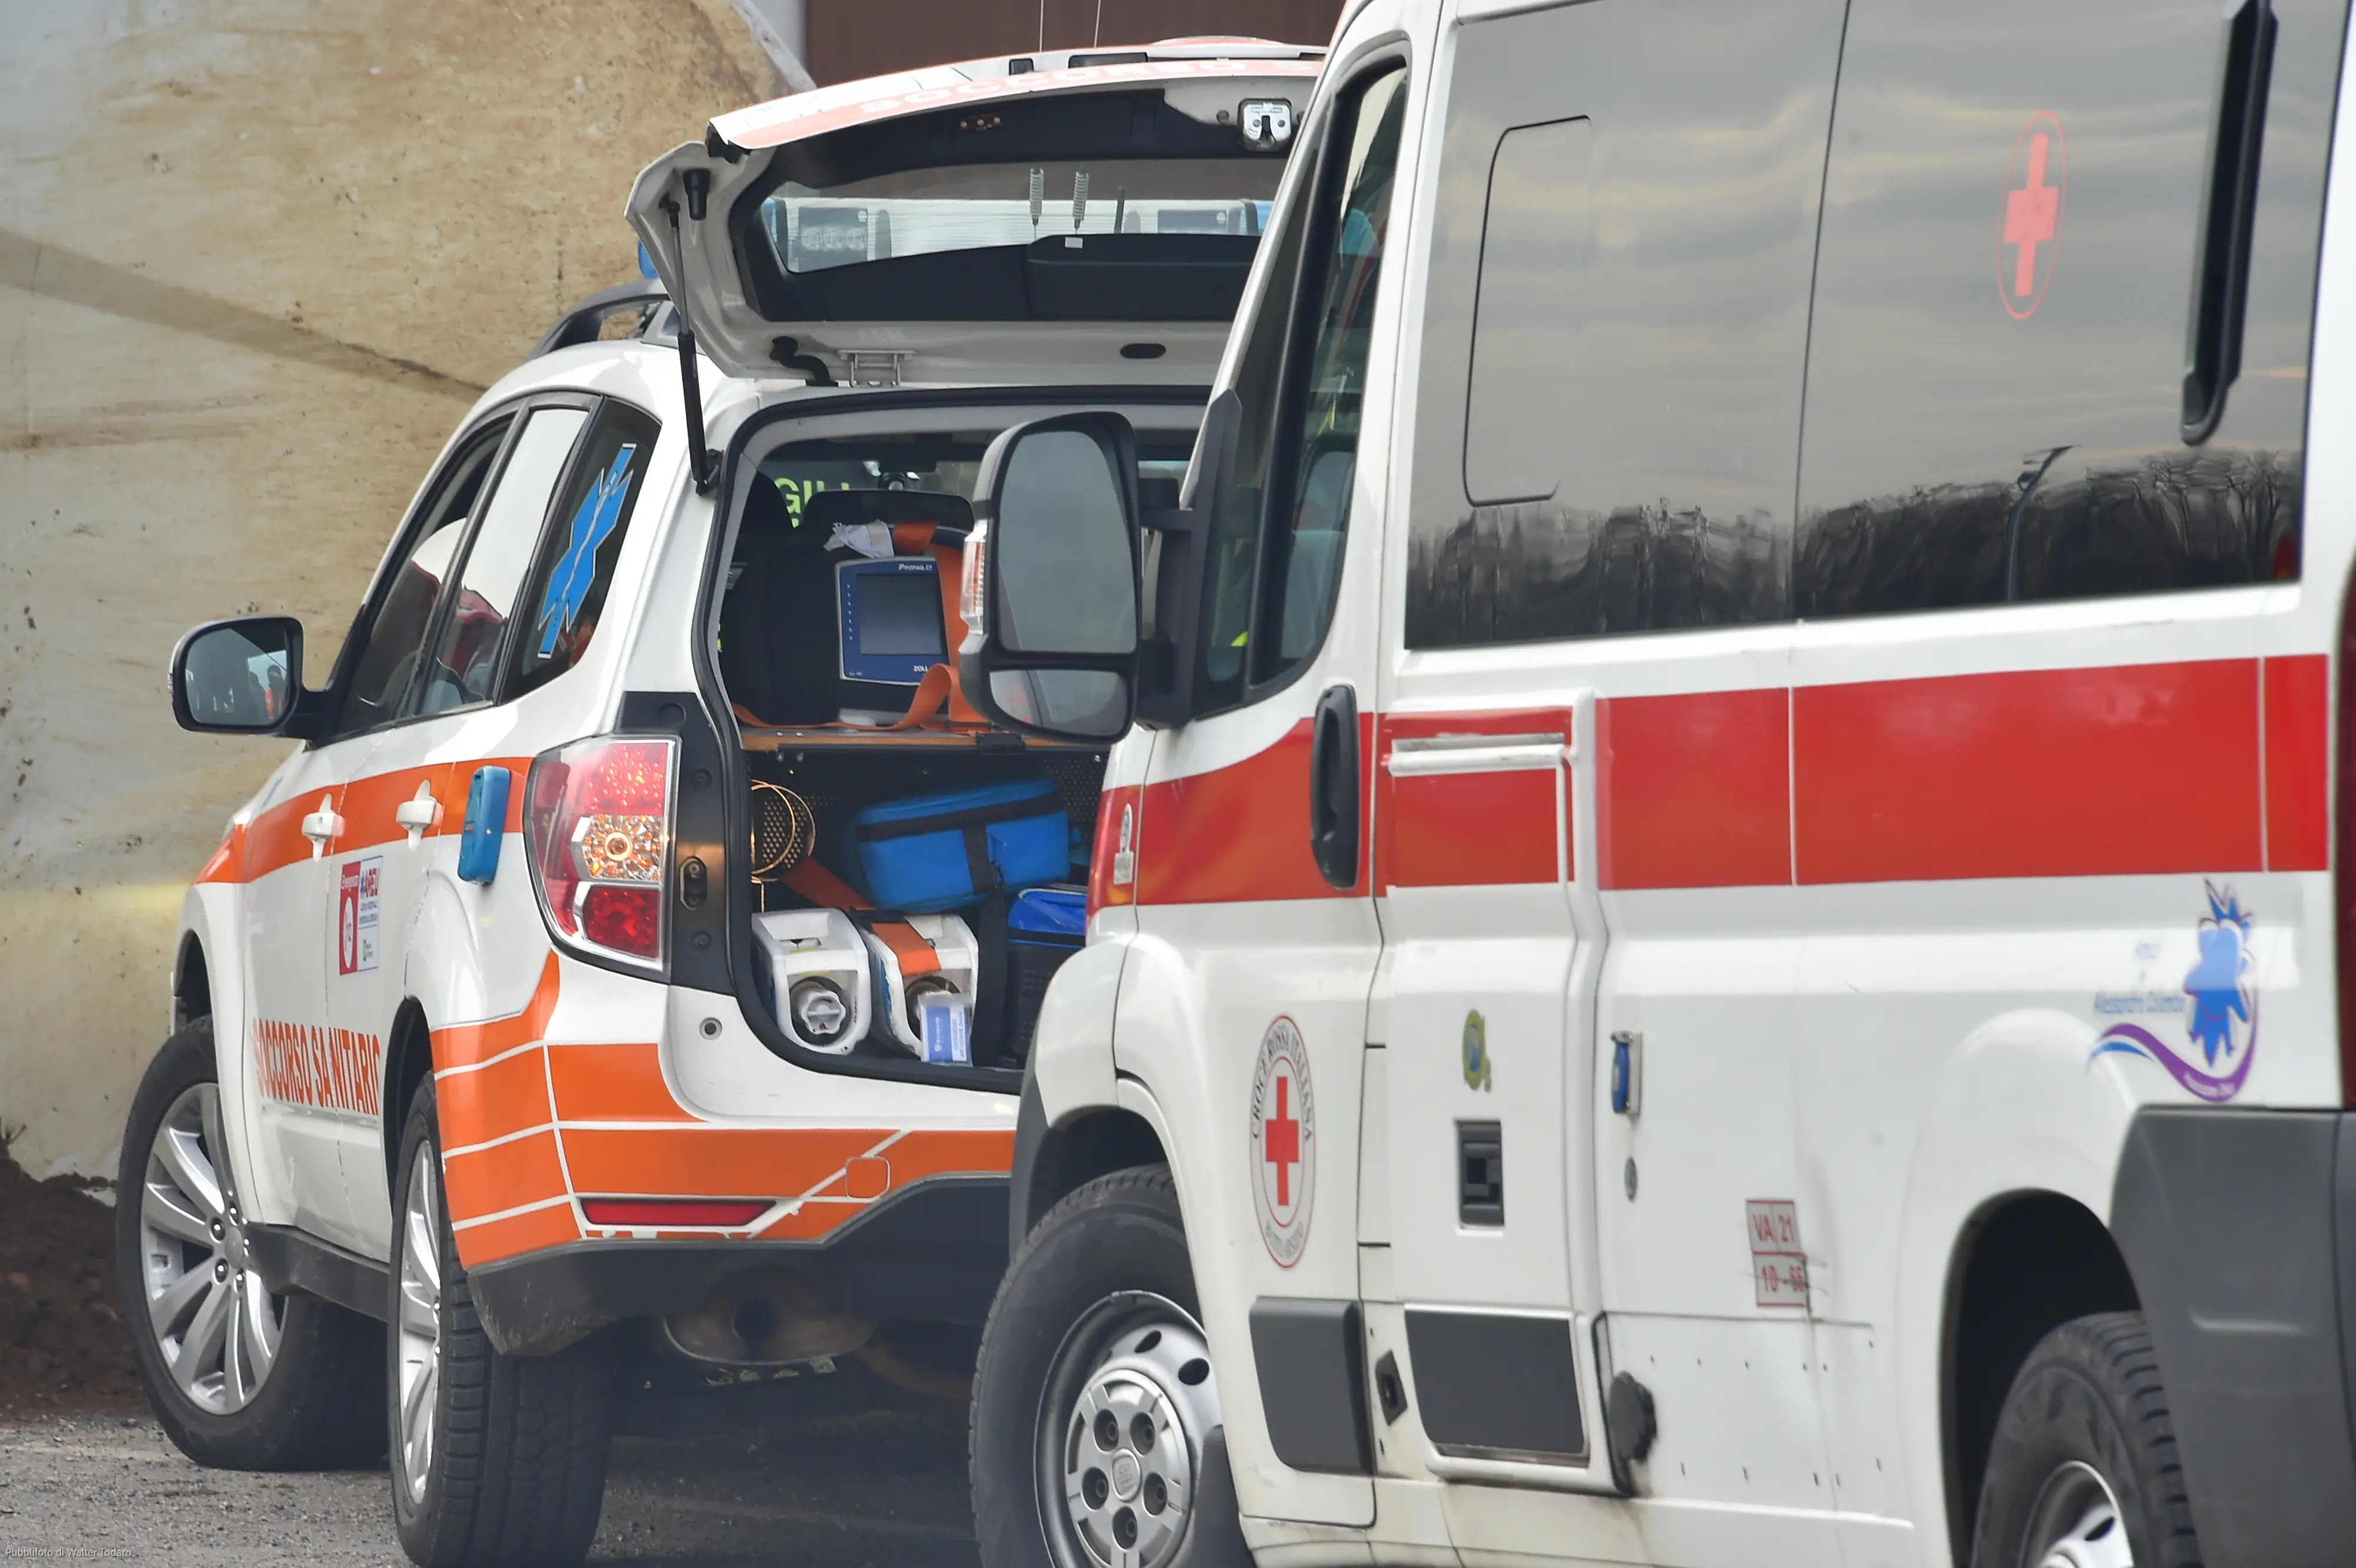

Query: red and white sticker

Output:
[1249, 1017, 1316, 1267]
[336, 856, 381, 976]
[1746, 1199, 1809, 1309]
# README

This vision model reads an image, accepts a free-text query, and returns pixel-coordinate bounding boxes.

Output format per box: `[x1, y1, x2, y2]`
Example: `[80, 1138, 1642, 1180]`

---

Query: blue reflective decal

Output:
[534, 445, 637, 658]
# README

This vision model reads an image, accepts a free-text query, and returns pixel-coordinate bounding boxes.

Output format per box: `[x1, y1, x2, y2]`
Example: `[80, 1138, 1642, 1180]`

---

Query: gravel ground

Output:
[0, 1405, 980, 1567]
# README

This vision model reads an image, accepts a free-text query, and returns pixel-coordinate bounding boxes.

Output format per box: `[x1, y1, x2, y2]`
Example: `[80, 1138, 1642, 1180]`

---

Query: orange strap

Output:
[866, 919, 941, 978]
[885, 663, 954, 729]
[777, 860, 939, 977]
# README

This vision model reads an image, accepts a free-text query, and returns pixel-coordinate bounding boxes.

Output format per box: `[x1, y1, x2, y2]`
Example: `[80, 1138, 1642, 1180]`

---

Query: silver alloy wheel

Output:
[395, 1140, 443, 1505]
[137, 1083, 282, 1414]
[2021, 1460, 2135, 1568]
[1048, 1296, 1220, 1568]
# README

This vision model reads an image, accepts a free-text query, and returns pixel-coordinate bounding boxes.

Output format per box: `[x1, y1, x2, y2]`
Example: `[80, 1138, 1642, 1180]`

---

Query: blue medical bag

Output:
[845, 779, 1070, 913]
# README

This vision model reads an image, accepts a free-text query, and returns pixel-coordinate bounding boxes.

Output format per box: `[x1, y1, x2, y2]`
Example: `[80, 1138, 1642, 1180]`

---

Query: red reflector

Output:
[580, 1197, 772, 1228]
[581, 884, 661, 957]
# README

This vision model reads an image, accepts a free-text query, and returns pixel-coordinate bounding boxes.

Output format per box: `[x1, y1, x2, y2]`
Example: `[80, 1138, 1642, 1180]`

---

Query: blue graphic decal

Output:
[534, 445, 636, 657]
[2092, 882, 2257, 1102]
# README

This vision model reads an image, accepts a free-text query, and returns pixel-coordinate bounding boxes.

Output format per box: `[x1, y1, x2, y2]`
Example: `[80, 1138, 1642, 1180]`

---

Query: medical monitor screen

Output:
[856, 571, 946, 657]
[838, 558, 945, 687]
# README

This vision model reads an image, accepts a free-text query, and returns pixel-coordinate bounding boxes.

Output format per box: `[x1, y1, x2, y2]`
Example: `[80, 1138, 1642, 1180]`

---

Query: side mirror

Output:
[959, 413, 1141, 742]
[170, 616, 305, 735]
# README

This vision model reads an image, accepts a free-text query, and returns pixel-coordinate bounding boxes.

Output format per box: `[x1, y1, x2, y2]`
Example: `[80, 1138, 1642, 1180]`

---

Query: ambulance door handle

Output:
[1308, 684, 1359, 889]
[395, 782, 442, 842]
[300, 795, 342, 858]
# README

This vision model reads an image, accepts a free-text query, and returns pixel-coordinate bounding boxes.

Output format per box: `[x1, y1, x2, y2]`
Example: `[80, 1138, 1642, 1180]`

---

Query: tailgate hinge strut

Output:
[661, 168, 720, 496]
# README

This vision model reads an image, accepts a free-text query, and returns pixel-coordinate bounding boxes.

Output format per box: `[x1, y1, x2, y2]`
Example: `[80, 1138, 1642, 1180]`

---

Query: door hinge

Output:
[837, 349, 908, 388]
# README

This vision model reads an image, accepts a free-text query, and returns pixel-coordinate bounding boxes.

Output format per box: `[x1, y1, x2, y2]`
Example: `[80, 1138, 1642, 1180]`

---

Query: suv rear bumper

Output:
[2110, 1109, 2356, 1568]
[465, 1173, 1008, 1355]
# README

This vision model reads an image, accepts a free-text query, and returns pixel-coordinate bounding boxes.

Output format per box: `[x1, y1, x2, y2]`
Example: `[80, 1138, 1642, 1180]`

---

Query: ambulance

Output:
[955, 2, 2356, 1566]
[115, 41, 1316, 1566]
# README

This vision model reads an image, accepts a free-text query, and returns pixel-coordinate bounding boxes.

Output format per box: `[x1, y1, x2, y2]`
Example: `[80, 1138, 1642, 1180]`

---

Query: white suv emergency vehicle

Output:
[114, 41, 1315, 1566]
[957, 3, 2356, 1567]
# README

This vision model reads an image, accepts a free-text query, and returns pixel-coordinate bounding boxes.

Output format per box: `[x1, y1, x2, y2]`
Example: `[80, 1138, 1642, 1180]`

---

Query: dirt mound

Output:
[0, 1140, 145, 1420]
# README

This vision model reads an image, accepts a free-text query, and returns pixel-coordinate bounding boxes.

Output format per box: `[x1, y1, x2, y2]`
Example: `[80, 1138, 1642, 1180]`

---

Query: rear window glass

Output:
[761, 160, 1277, 273]
[757, 432, 1192, 531]
[734, 90, 1296, 325]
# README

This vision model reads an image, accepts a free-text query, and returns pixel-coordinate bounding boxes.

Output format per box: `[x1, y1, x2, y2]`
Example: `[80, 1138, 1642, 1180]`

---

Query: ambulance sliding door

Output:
[1374, 0, 1848, 1559]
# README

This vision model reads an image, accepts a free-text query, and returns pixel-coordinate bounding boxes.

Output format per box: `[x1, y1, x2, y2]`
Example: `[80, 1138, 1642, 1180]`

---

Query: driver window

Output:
[335, 419, 509, 736]
[1194, 62, 1409, 707]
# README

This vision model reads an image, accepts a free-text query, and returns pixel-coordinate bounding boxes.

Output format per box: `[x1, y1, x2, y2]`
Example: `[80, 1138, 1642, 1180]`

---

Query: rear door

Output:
[626, 44, 1322, 388]
[325, 399, 624, 1255]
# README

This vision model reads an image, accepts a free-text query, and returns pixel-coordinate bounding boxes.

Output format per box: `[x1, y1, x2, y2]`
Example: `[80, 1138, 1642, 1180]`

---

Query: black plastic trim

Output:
[2109, 1108, 2356, 1566]
[466, 1173, 1010, 1356]
[1248, 1296, 1372, 1474]
[1010, 1069, 1050, 1256]
[1404, 1307, 1587, 1463]
[247, 1225, 389, 1322]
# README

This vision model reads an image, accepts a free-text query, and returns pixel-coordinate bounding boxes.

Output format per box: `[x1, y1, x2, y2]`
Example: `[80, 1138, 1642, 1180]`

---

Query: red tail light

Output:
[580, 1197, 770, 1228]
[525, 736, 676, 970]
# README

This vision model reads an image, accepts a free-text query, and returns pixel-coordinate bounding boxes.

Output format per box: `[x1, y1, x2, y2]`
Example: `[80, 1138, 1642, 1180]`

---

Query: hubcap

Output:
[1043, 1295, 1219, 1568]
[138, 1083, 282, 1414]
[394, 1142, 444, 1505]
[2023, 1460, 2135, 1568]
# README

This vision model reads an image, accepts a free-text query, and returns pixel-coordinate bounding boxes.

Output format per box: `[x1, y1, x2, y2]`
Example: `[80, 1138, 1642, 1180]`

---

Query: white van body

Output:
[985, 2, 2356, 1566]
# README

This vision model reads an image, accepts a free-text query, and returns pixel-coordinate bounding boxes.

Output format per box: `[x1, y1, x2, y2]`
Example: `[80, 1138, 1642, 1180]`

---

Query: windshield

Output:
[759, 158, 1281, 274]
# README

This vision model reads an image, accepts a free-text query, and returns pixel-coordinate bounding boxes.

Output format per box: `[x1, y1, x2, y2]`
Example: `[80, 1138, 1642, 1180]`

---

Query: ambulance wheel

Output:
[1970, 1312, 2201, 1568]
[389, 1079, 611, 1568]
[971, 1165, 1252, 1568]
[117, 1018, 385, 1470]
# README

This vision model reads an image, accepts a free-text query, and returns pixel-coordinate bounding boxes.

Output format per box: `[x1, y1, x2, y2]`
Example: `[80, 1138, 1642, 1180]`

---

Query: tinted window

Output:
[1405, 1, 1845, 648]
[336, 421, 509, 735]
[508, 402, 660, 697]
[1196, 63, 1407, 707]
[412, 407, 588, 714]
[1793, 0, 2335, 617]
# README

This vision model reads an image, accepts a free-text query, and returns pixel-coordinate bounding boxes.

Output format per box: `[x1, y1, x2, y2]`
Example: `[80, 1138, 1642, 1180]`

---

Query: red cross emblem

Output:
[1249, 1016, 1315, 1266]
[1263, 1075, 1301, 1208]
[1998, 111, 2066, 319]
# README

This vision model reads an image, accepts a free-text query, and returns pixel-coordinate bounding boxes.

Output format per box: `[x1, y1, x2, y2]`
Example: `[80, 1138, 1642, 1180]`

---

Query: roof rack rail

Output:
[531, 280, 669, 359]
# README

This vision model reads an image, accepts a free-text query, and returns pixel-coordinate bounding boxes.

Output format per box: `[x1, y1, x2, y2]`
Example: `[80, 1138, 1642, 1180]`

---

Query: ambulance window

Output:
[507, 401, 661, 699]
[1792, 0, 2331, 616]
[335, 418, 511, 737]
[1405, 2, 1838, 647]
[409, 406, 588, 715]
[1196, 61, 1407, 707]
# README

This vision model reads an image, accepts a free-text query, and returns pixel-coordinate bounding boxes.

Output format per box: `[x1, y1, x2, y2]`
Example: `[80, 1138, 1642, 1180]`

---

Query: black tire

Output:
[1971, 1312, 2202, 1568]
[971, 1164, 1249, 1568]
[115, 1018, 385, 1470]
[388, 1077, 611, 1568]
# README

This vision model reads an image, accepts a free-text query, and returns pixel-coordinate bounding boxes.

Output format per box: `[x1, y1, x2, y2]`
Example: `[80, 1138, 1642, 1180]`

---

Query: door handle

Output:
[299, 794, 341, 858]
[395, 782, 442, 843]
[1308, 683, 1359, 889]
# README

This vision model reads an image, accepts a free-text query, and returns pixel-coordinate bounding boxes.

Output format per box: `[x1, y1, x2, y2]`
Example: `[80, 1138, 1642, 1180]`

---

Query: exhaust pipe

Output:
[661, 1269, 873, 1366]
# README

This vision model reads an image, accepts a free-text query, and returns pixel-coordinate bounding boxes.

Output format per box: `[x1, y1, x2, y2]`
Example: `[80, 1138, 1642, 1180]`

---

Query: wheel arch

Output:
[1940, 1187, 2139, 1566]
[1011, 1077, 1169, 1254]
[380, 998, 435, 1189]
[173, 929, 212, 1032]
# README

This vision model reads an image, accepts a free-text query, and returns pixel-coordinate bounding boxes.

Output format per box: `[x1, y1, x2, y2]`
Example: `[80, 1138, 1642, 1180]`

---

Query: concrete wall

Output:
[0, 0, 766, 1179]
